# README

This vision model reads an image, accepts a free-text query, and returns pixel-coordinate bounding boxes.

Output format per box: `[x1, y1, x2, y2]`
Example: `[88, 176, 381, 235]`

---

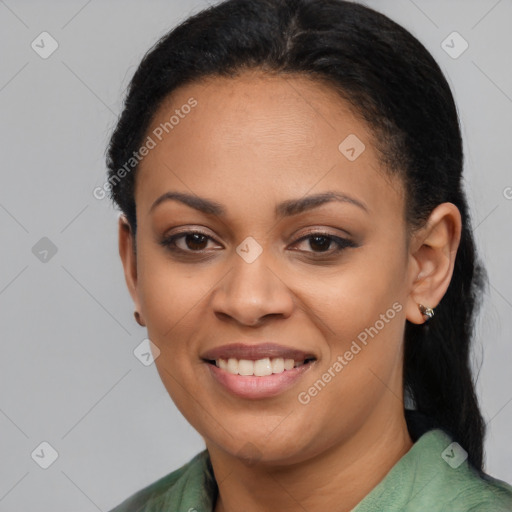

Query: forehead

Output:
[135, 70, 403, 224]
[142, 70, 368, 162]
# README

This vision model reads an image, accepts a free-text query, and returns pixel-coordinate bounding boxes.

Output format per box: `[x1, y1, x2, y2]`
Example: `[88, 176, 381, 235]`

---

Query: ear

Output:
[118, 214, 145, 324]
[405, 202, 462, 324]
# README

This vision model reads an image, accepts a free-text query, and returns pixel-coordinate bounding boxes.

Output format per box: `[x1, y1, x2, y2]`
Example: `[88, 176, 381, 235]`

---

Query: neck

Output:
[209, 409, 413, 512]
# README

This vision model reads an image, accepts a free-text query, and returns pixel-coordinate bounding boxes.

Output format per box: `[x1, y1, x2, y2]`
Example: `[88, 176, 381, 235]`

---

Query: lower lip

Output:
[205, 361, 315, 399]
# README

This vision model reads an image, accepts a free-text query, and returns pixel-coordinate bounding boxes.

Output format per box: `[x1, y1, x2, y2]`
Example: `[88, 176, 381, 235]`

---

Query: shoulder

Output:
[352, 428, 512, 512]
[444, 465, 512, 511]
[415, 430, 512, 511]
[429, 430, 512, 511]
[107, 449, 216, 512]
[410, 429, 512, 511]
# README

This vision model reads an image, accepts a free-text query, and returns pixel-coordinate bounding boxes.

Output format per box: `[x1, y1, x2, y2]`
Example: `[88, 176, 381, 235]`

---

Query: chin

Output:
[206, 427, 315, 466]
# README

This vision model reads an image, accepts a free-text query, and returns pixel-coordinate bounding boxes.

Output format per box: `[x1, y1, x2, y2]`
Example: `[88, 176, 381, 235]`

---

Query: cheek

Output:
[296, 241, 408, 393]
[298, 243, 407, 338]
[294, 300, 406, 449]
[137, 247, 215, 339]
[137, 255, 212, 423]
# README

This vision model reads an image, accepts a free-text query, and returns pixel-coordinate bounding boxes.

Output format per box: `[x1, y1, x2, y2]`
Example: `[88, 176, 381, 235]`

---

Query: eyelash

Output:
[159, 229, 357, 258]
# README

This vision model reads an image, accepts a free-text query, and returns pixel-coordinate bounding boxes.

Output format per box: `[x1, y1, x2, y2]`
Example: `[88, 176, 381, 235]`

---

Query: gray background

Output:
[0, 0, 510, 510]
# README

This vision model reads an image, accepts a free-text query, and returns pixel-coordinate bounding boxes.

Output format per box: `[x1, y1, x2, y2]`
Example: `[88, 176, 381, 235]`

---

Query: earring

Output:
[134, 311, 145, 326]
[418, 304, 435, 320]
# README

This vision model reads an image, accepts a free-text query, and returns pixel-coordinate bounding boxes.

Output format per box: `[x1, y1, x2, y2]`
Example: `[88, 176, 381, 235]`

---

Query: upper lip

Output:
[200, 343, 316, 362]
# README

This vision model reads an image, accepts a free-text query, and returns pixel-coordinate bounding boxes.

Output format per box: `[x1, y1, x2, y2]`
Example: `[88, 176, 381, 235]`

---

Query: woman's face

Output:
[123, 71, 418, 465]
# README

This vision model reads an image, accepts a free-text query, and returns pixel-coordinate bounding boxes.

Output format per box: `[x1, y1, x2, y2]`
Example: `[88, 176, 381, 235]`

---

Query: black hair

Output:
[106, 0, 486, 469]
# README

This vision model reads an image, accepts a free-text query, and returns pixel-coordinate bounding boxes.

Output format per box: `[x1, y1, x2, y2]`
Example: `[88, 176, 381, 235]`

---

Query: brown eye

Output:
[308, 235, 333, 252]
[160, 230, 220, 254]
[291, 232, 357, 255]
[182, 233, 209, 251]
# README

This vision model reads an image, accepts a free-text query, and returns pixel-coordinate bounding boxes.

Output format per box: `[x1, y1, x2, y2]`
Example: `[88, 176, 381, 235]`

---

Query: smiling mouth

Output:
[205, 357, 317, 377]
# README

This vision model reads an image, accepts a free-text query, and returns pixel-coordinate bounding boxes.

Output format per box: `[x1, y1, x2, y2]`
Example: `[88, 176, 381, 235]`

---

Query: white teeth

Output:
[215, 357, 310, 376]
[254, 358, 273, 376]
[227, 358, 239, 374]
[271, 358, 284, 374]
[238, 359, 254, 376]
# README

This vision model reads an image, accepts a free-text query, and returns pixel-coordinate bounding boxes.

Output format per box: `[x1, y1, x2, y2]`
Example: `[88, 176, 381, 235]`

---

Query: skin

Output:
[118, 70, 462, 512]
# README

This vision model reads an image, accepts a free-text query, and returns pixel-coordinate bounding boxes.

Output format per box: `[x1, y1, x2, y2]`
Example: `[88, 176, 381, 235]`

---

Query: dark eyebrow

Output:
[149, 191, 368, 217]
[150, 192, 225, 216]
[275, 191, 368, 217]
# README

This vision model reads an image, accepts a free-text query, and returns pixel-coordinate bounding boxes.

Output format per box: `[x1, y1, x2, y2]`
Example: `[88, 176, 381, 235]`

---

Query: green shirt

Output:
[109, 429, 512, 511]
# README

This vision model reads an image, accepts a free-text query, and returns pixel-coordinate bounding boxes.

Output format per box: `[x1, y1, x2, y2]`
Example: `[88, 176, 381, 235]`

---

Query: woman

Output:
[106, 0, 512, 510]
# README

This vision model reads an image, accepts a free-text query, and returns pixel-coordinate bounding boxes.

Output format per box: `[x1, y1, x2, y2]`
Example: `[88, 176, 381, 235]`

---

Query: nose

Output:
[210, 248, 295, 327]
